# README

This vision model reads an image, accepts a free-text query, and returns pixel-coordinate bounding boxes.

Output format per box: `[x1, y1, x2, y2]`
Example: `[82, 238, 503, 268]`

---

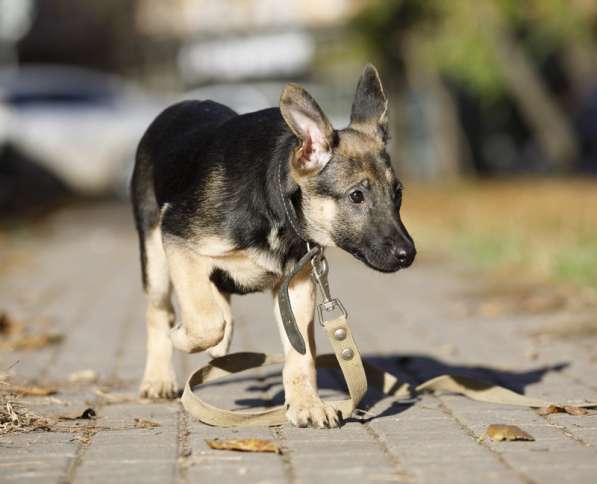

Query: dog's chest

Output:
[209, 249, 283, 295]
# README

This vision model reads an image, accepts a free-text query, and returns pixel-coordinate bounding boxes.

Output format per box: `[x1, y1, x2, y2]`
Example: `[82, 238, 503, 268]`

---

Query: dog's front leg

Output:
[273, 268, 340, 428]
[165, 243, 227, 354]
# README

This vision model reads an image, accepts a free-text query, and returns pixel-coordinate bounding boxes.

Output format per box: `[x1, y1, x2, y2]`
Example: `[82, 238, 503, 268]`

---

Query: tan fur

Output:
[165, 241, 228, 353]
[140, 227, 177, 398]
[335, 128, 395, 194]
[385, 167, 395, 183]
[194, 235, 236, 256]
[207, 291, 233, 358]
[302, 195, 338, 247]
[151, 232, 285, 357]
[273, 264, 339, 428]
[267, 226, 281, 251]
[336, 128, 384, 162]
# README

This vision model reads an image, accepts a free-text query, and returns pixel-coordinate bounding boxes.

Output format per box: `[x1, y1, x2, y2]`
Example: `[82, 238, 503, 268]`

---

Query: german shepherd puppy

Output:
[130, 65, 415, 428]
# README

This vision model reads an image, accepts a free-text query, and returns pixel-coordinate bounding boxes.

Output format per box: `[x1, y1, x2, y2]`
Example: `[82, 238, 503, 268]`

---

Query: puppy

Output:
[130, 65, 415, 428]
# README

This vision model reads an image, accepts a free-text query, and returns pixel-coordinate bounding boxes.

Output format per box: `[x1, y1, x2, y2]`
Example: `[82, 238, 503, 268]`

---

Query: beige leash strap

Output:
[181, 247, 596, 426]
[181, 315, 367, 427]
[181, 345, 596, 427]
[413, 375, 597, 408]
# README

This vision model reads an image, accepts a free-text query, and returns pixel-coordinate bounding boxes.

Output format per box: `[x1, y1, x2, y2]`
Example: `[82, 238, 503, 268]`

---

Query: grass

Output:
[402, 178, 597, 288]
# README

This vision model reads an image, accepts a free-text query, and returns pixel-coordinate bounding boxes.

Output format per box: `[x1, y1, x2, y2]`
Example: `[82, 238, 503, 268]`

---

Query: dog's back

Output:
[130, 100, 237, 287]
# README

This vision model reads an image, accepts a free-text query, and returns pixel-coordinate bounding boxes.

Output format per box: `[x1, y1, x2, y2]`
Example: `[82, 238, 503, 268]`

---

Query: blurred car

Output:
[0, 66, 353, 207]
[0, 65, 166, 197]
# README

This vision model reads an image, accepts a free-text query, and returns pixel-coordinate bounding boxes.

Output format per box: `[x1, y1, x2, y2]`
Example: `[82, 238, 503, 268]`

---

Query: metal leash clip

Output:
[310, 250, 348, 325]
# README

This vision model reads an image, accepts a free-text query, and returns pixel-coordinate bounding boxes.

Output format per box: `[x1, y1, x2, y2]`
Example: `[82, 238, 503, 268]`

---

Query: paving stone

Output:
[1, 204, 596, 484]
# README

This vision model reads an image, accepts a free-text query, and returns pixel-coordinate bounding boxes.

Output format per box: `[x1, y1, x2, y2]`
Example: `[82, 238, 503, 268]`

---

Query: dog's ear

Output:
[350, 64, 388, 142]
[280, 84, 334, 175]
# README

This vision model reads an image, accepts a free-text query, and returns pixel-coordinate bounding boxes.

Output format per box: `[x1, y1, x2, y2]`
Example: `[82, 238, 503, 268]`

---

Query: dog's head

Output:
[280, 64, 415, 273]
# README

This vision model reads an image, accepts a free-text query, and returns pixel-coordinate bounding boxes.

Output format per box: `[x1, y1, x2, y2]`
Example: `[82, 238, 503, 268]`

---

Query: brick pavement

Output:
[1, 203, 596, 484]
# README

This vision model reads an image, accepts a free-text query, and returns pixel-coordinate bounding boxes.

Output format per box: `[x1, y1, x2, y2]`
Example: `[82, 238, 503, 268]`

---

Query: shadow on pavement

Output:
[229, 354, 568, 423]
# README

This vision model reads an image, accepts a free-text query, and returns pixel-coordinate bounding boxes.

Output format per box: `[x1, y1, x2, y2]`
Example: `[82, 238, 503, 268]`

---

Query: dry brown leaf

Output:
[134, 418, 160, 429]
[537, 405, 562, 415]
[206, 438, 281, 454]
[2, 384, 57, 396]
[480, 424, 535, 442]
[537, 405, 589, 416]
[564, 405, 589, 416]
[1, 333, 63, 351]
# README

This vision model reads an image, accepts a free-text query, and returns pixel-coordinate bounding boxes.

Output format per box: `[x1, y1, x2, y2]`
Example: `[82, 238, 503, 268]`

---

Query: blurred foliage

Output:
[351, 0, 596, 97]
[404, 180, 597, 288]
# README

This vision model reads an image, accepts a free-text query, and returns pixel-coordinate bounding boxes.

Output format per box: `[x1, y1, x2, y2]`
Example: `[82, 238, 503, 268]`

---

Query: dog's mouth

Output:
[347, 247, 401, 274]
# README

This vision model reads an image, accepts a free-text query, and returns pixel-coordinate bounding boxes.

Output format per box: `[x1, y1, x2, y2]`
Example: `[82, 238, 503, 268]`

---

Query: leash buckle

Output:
[317, 298, 348, 326]
[310, 251, 348, 325]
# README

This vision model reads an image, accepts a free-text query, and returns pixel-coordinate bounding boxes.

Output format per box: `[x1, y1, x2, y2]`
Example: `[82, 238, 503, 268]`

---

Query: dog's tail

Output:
[130, 142, 160, 291]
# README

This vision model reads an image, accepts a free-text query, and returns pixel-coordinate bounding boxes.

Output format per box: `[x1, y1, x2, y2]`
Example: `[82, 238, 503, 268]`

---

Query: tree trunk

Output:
[479, 1, 578, 171]
[401, 37, 471, 180]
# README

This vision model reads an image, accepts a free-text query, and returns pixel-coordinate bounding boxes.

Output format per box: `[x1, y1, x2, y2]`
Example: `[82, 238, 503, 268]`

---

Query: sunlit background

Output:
[1, 0, 596, 292]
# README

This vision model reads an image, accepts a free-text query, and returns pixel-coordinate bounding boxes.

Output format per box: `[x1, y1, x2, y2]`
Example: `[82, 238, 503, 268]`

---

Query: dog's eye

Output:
[349, 189, 364, 204]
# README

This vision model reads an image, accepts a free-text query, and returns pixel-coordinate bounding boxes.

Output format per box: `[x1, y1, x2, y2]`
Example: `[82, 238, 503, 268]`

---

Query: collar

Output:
[277, 156, 308, 243]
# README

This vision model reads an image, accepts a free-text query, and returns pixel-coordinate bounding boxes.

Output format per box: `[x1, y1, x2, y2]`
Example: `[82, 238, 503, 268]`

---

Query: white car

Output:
[0, 66, 350, 201]
[0, 65, 166, 196]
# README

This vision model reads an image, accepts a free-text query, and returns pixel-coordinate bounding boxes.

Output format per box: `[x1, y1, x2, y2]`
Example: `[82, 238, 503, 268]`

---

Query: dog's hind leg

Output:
[273, 266, 340, 428]
[140, 227, 177, 398]
[165, 242, 227, 354]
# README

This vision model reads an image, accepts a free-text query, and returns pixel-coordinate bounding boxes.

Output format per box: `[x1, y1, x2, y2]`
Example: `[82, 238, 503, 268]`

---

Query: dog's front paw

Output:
[140, 375, 178, 399]
[170, 322, 224, 354]
[286, 397, 340, 428]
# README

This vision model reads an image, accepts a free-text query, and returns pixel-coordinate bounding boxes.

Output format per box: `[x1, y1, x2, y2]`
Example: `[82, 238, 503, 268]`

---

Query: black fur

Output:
[209, 267, 277, 295]
[131, 100, 308, 292]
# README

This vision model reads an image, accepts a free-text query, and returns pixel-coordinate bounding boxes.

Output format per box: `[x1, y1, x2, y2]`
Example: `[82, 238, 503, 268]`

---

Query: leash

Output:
[181, 245, 367, 426]
[181, 248, 597, 427]
[181, 160, 596, 426]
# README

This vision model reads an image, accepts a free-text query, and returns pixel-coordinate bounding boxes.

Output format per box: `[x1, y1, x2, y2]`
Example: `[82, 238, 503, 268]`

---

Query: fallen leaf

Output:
[564, 405, 589, 416]
[1, 333, 63, 351]
[133, 418, 160, 429]
[68, 369, 98, 384]
[2, 384, 57, 396]
[537, 405, 589, 416]
[537, 405, 561, 416]
[206, 438, 281, 454]
[480, 424, 534, 442]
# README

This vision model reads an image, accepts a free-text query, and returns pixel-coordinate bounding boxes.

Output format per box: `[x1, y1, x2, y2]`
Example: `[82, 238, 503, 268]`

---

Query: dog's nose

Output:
[391, 244, 415, 268]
